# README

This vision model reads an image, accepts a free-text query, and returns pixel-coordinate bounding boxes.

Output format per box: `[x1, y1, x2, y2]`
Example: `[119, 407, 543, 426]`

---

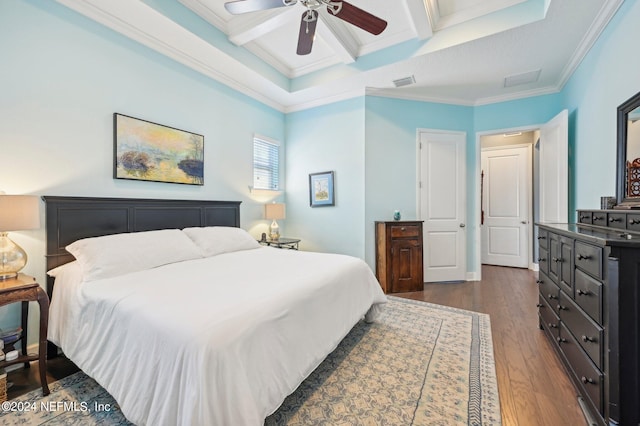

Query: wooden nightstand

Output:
[0, 274, 50, 396]
[259, 237, 300, 250]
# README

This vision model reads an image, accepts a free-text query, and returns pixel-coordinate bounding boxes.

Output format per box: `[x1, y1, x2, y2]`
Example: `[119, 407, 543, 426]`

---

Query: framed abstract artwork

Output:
[309, 171, 335, 207]
[114, 113, 204, 185]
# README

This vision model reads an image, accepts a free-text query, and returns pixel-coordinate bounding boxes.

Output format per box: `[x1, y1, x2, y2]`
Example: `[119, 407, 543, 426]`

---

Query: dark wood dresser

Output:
[537, 210, 640, 425]
[375, 221, 424, 293]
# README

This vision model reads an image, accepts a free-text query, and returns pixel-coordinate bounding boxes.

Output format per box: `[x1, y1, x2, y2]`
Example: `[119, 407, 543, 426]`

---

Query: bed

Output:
[43, 196, 387, 425]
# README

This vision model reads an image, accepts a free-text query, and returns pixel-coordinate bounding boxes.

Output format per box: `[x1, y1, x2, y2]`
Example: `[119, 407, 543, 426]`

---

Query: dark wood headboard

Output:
[43, 196, 241, 295]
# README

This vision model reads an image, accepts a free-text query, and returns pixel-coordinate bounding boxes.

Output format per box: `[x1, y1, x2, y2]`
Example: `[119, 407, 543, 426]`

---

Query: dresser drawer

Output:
[537, 228, 549, 249]
[575, 241, 603, 279]
[607, 212, 626, 230]
[390, 225, 420, 238]
[628, 213, 640, 231]
[591, 211, 607, 226]
[538, 294, 560, 340]
[578, 211, 592, 224]
[537, 271, 560, 311]
[559, 291, 603, 369]
[574, 269, 603, 324]
[559, 323, 603, 414]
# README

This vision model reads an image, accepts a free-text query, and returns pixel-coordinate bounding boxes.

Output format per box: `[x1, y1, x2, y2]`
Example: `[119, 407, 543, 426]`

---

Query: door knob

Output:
[521, 221, 528, 224]
[459, 223, 466, 228]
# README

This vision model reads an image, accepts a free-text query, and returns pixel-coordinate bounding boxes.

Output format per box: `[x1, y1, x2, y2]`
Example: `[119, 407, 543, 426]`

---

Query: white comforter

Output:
[49, 247, 387, 425]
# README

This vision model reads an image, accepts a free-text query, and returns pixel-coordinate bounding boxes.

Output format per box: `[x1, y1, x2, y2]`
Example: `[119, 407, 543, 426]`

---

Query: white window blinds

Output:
[253, 136, 279, 190]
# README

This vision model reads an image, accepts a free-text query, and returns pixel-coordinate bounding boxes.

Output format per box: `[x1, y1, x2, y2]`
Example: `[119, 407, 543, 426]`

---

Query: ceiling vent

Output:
[504, 69, 541, 88]
[393, 75, 416, 88]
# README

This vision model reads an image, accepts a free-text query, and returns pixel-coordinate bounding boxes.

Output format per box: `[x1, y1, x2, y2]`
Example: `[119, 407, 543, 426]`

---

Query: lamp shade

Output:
[0, 195, 40, 232]
[264, 203, 286, 220]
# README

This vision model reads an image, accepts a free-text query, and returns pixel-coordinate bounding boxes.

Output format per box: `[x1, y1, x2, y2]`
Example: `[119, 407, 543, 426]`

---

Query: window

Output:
[253, 135, 280, 190]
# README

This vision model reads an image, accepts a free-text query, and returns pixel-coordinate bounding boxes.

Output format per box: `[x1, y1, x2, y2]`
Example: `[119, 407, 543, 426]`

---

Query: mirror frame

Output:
[616, 90, 640, 209]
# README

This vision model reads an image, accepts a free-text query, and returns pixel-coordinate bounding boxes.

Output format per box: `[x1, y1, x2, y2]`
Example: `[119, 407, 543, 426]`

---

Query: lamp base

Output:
[269, 220, 280, 241]
[0, 232, 27, 281]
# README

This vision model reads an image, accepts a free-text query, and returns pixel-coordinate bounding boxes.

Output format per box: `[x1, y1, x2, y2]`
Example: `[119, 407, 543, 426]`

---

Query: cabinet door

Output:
[391, 239, 423, 293]
[559, 237, 574, 296]
[549, 233, 560, 284]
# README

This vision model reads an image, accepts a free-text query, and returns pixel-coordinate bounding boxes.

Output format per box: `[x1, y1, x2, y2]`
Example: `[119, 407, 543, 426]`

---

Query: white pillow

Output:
[182, 226, 260, 257]
[66, 229, 203, 281]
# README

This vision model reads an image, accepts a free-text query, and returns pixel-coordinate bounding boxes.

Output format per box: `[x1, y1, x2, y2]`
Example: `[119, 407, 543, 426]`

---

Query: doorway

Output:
[476, 110, 568, 274]
[480, 137, 534, 268]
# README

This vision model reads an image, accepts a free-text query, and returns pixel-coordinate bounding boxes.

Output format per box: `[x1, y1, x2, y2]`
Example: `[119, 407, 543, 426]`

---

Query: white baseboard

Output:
[466, 271, 481, 281]
[530, 262, 539, 271]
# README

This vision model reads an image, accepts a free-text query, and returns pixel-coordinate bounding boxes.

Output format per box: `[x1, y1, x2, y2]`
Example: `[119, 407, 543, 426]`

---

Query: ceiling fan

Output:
[224, 0, 387, 55]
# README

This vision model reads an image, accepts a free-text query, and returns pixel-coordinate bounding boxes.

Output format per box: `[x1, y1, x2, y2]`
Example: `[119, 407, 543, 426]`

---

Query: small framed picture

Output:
[309, 171, 335, 207]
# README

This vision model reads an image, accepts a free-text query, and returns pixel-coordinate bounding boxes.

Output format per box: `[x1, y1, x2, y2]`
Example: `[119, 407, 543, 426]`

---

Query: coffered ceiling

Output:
[54, 0, 623, 112]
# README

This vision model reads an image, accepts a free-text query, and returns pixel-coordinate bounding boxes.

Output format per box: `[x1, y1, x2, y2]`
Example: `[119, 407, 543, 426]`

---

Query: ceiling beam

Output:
[317, 9, 357, 64]
[228, 6, 299, 46]
[406, 0, 433, 40]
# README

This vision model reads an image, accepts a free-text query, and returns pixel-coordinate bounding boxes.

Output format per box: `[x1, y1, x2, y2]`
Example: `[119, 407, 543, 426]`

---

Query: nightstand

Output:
[259, 237, 300, 250]
[0, 274, 50, 396]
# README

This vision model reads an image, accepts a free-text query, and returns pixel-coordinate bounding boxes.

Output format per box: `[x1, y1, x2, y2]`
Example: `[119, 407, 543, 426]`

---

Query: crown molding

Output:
[556, 0, 623, 90]
[283, 87, 365, 113]
[365, 87, 476, 106]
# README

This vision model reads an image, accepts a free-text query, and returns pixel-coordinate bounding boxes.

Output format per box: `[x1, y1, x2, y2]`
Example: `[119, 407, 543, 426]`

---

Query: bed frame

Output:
[43, 196, 241, 356]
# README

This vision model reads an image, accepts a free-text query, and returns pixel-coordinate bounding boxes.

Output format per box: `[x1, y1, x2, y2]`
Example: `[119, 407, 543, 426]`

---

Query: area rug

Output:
[0, 297, 500, 425]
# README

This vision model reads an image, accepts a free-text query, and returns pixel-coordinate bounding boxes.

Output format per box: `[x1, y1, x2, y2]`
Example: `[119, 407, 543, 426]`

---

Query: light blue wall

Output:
[285, 98, 366, 257]
[0, 0, 284, 341]
[364, 97, 474, 270]
[561, 0, 640, 216]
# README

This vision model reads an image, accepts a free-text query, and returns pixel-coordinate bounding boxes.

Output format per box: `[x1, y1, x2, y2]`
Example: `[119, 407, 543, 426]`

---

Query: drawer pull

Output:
[581, 376, 595, 385]
[577, 254, 591, 261]
[576, 289, 592, 296]
[536, 280, 543, 285]
[548, 294, 557, 300]
[581, 335, 595, 343]
[609, 217, 622, 223]
[400, 227, 406, 231]
[552, 257, 562, 263]
[538, 257, 546, 262]
[592, 216, 604, 221]
[557, 305, 567, 311]
[536, 303, 543, 308]
[537, 235, 546, 240]
[557, 337, 567, 343]
[580, 215, 589, 221]
[629, 219, 640, 225]
[548, 323, 558, 329]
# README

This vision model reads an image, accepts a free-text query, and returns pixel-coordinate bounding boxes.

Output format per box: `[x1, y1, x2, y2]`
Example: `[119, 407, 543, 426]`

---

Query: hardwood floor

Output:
[396, 265, 587, 426]
[9, 265, 585, 425]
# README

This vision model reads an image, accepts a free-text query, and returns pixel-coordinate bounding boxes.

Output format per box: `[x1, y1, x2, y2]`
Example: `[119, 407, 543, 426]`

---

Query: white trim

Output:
[466, 271, 481, 281]
[530, 262, 539, 272]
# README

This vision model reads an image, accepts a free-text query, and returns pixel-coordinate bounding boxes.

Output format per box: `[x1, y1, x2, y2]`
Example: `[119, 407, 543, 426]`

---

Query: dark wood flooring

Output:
[9, 265, 585, 425]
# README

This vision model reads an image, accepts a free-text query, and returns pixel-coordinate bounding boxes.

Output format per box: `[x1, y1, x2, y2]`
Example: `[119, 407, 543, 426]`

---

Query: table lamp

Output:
[0, 195, 40, 280]
[264, 202, 285, 240]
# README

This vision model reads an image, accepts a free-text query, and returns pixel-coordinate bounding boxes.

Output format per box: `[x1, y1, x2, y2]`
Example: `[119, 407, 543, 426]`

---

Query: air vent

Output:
[504, 69, 541, 88]
[393, 75, 416, 88]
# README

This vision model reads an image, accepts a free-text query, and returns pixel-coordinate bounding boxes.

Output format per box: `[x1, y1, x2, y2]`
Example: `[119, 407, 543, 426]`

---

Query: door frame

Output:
[480, 143, 533, 268]
[474, 125, 540, 281]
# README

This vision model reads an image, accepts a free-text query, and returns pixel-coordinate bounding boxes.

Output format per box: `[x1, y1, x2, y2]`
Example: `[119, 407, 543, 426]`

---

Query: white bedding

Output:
[49, 246, 387, 425]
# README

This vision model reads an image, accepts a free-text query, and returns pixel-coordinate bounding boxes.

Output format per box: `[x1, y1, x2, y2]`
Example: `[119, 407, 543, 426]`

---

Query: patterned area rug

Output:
[0, 297, 500, 425]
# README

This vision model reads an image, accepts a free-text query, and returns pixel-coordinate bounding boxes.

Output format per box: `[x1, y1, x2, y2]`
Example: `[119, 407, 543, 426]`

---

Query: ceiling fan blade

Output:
[224, 0, 290, 15]
[296, 10, 318, 55]
[327, 1, 387, 35]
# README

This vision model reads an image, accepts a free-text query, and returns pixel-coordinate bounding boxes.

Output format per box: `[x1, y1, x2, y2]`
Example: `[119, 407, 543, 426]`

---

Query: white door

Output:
[539, 110, 569, 223]
[419, 130, 467, 282]
[481, 145, 531, 268]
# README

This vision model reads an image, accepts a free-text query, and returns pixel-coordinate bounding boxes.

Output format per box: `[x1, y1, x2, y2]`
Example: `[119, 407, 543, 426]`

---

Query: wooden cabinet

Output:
[375, 221, 424, 293]
[537, 214, 640, 426]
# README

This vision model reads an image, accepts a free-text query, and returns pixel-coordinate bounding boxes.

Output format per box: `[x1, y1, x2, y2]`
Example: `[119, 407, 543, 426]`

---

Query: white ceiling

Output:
[55, 0, 623, 112]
